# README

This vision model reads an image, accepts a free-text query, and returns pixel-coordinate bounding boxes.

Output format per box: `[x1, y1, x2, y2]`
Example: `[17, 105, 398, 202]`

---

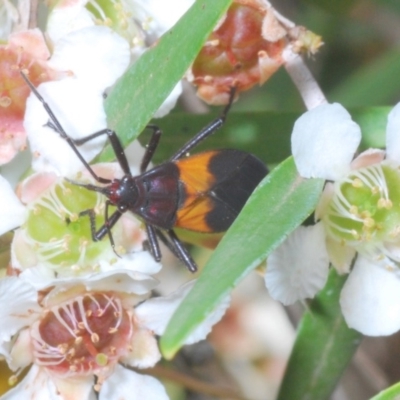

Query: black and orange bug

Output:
[22, 73, 268, 272]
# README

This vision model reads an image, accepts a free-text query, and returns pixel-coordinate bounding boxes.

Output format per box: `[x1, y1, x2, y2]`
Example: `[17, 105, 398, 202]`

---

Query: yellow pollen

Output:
[115, 245, 126, 255]
[75, 336, 83, 344]
[371, 186, 380, 195]
[33, 206, 41, 216]
[363, 217, 375, 229]
[360, 210, 371, 219]
[8, 375, 18, 386]
[94, 383, 102, 392]
[350, 230, 360, 240]
[352, 178, 363, 188]
[349, 205, 358, 215]
[67, 348, 76, 358]
[91, 333, 100, 343]
[95, 353, 108, 367]
[69, 213, 79, 222]
[63, 186, 72, 195]
[0, 96, 12, 108]
[108, 327, 118, 334]
[86, 310, 93, 317]
[96, 309, 105, 317]
[208, 39, 220, 46]
[57, 343, 69, 354]
[377, 198, 393, 209]
[77, 322, 85, 330]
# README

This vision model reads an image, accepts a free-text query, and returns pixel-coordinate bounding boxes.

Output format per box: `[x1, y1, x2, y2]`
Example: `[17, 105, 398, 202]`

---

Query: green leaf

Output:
[98, 0, 233, 162]
[160, 157, 324, 358]
[277, 269, 362, 400]
[371, 382, 400, 400]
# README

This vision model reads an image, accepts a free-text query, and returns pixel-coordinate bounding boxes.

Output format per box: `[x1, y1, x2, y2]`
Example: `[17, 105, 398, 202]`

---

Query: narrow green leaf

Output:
[277, 269, 362, 400]
[371, 382, 400, 400]
[160, 157, 324, 358]
[99, 0, 232, 162]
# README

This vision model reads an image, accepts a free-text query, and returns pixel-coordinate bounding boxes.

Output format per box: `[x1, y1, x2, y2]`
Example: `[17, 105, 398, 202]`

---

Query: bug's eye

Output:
[118, 204, 128, 212]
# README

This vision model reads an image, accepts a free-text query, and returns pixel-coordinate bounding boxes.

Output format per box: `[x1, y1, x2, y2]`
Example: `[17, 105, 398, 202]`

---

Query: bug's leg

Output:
[140, 125, 163, 173]
[72, 129, 131, 176]
[79, 202, 123, 256]
[156, 229, 198, 273]
[170, 87, 236, 161]
[145, 224, 162, 262]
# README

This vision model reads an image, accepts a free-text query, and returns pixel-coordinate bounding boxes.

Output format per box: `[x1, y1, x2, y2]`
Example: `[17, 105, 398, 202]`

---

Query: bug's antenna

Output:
[20, 71, 66, 137]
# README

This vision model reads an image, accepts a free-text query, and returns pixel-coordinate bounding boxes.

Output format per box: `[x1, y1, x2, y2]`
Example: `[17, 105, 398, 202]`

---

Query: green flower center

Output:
[25, 179, 117, 271]
[322, 163, 400, 255]
[85, 0, 145, 45]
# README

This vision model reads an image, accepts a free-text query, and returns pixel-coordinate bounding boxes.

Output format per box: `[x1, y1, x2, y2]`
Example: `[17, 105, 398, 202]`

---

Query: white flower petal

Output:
[153, 82, 182, 118]
[18, 264, 57, 289]
[137, 0, 194, 38]
[0, 175, 26, 234]
[122, 328, 161, 368]
[350, 148, 385, 170]
[25, 78, 107, 176]
[135, 280, 230, 344]
[51, 375, 96, 400]
[0, 277, 41, 344]
[291, 103, 361, 180]
[340, 256, 400, 336]
[9, 329, 33, 370]
[49, 26, 130, 92]
[101, 251, 162, 275]
[47, 0, 95, 44]
[100, 365, 168, 400]
[1, 365, 61, 400]
[30, 269, 158, 298]
[266, 223, 330, 305]
[81, 270, 158, 294]
[386, 102, 400, 162]
[325, 237, 356, 274]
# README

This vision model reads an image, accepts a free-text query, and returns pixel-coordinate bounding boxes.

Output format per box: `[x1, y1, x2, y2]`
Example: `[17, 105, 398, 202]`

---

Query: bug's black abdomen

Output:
[134, 162, 182, 229]
[205, 150, 268, 231]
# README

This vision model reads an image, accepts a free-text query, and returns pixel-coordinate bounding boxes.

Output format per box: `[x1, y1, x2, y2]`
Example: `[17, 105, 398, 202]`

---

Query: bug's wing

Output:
[175, 149, 268, 233]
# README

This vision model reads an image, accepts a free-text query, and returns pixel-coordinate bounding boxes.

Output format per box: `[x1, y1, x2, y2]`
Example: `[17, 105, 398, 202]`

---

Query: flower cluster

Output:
[265, 102, 400, 337]
[0, 1, 230, 398]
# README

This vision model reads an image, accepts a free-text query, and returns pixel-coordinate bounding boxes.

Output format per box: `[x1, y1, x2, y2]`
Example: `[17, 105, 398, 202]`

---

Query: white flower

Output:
[0, 162, 159, 288]
[46, 0, 193, 118]
[0, 275, 229, 400]
[24, 25, 130, 176]
[265, 102, 400, 336]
